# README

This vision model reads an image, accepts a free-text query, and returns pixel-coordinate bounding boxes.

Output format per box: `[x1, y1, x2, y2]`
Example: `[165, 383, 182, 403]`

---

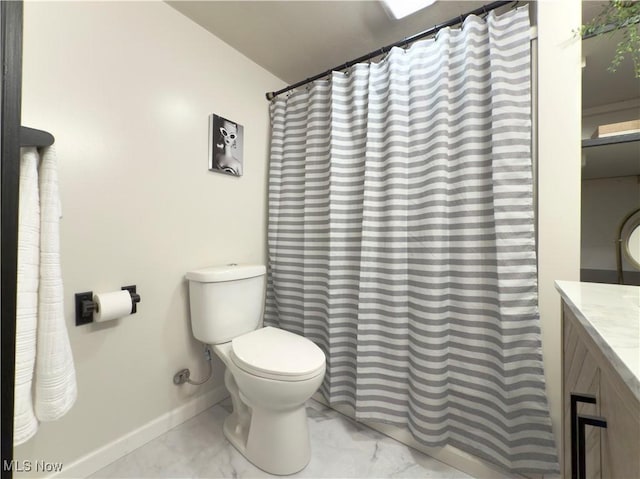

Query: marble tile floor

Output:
[92, 399, 474, 479]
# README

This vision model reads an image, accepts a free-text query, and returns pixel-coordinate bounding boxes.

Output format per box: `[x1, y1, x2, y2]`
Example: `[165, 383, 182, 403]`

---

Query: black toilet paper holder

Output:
[75, 285, 141, 326]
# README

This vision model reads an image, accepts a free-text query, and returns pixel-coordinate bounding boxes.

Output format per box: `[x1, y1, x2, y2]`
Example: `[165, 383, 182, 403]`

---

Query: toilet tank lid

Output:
[185, 264, 266, 283]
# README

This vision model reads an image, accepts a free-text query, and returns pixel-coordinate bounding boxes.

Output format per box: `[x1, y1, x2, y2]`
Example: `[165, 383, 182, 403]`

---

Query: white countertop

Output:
[555, 281, 640, 401]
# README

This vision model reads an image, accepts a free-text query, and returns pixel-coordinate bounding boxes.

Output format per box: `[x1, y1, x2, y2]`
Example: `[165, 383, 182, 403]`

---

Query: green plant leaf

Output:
[581, 1, 640, 78]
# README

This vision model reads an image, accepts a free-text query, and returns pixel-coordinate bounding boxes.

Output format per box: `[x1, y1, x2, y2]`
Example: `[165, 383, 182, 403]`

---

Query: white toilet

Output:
[186, 264, 326, 475]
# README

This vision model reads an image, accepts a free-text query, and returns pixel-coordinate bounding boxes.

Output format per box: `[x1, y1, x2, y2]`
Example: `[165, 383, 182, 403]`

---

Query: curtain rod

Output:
[265, 0, 514, 101]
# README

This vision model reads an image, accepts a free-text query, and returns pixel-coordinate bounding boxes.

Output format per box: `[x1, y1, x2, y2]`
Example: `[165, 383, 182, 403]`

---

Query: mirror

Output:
[621, 209, 640, 270]
[626, 225, 640, 268]
[580, 2, 640, 286]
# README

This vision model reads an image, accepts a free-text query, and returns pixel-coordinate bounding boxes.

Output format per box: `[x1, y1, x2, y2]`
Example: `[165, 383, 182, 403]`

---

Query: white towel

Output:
[14, 148, 41, 445]
[34, 145, 77, 421]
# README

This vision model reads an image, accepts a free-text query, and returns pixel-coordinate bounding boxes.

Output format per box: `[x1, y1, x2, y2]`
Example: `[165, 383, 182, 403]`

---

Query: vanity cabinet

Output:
[561, 303, 640, 479]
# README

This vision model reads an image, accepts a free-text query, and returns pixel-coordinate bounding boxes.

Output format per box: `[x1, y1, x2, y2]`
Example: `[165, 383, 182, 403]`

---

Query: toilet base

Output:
[252, 404, 311, 475]
[214, 343, 320, 476]
[223, 401, 311, 475]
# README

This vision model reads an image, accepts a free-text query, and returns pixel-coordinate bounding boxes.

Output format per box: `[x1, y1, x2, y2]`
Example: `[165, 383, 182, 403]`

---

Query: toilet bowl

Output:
[185, 265, 326, 475]
[214, 327, 325, 475]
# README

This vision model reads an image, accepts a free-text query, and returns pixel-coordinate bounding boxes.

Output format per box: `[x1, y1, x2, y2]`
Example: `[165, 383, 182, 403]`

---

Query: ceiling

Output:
[167, 1, 639, 107]
[167, 1, 493, 84]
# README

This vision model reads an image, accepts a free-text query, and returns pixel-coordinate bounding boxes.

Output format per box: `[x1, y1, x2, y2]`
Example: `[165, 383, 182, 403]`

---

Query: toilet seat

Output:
[230, 327, 325, 381]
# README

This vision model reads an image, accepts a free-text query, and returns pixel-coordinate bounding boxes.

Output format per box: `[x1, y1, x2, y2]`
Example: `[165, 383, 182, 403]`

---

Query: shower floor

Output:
[91, 399, 473, 478]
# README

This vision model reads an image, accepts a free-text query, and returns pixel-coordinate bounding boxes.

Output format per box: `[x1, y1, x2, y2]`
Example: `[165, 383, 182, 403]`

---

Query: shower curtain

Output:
[265, 6, 558, 474]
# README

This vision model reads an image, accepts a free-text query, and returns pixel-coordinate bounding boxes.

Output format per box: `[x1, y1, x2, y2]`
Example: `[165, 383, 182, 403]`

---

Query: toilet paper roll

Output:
[93, 290, 132, 322]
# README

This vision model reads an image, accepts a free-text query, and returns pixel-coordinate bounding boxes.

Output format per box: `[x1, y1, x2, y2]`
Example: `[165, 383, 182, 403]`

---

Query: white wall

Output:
[582, 176, 640, 271]
[16, 0, 283, 473]
[536, 0, 582, 469]
[581, 103, 640, 273]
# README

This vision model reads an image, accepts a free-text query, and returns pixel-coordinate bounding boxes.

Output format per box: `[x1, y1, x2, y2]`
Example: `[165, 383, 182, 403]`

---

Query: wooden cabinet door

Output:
[563, 305, 601, 479]
[600, 370, 640, 479]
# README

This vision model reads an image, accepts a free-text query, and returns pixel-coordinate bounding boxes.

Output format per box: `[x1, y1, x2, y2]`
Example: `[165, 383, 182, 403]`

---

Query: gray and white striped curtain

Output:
[265, 6, 558, 474]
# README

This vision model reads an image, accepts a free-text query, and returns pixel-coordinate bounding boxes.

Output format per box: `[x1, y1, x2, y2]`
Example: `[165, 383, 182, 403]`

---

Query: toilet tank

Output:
[186, 264, 266, 344]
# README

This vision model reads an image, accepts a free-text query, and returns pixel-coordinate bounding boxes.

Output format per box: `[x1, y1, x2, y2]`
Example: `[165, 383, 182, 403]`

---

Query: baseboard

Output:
[54, 385, 228, 479]
[312, 393, 523, 479]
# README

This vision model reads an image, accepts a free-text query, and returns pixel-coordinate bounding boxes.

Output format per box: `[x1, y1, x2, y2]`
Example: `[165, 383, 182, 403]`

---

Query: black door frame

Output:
[1, 1, 24, 477]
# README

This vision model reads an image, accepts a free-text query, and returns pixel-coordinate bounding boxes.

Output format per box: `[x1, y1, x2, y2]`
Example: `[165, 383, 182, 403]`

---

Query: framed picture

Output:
[209, 114, 244, 177]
